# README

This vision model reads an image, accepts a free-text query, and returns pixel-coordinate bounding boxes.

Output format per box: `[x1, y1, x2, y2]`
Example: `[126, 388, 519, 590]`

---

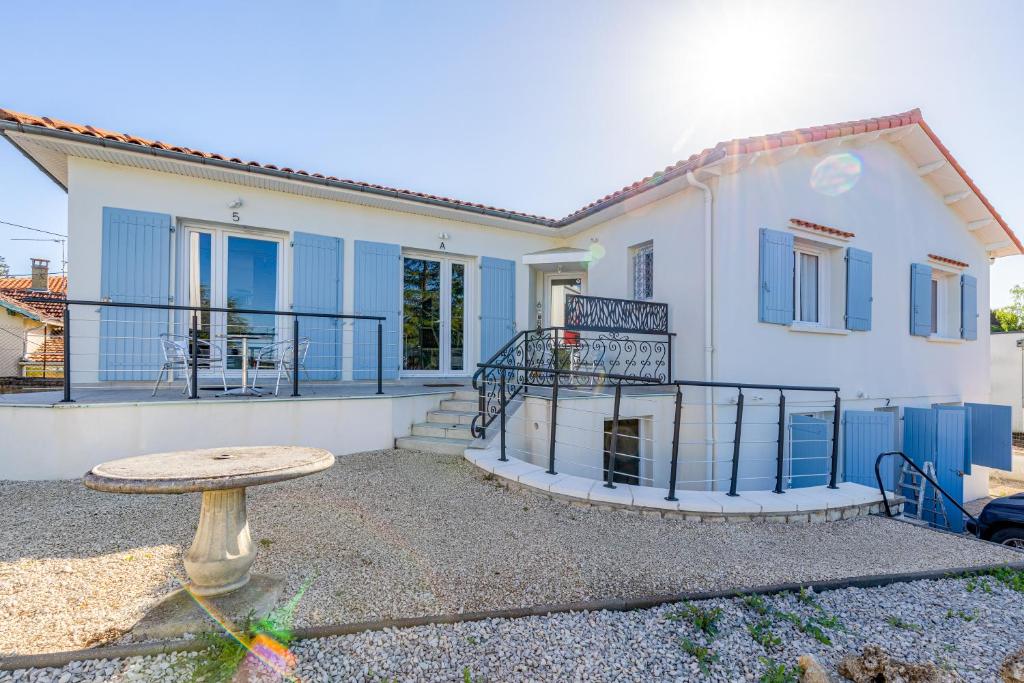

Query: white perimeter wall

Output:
[991, 331, 1024, 432]
[0, 393, 440, 480]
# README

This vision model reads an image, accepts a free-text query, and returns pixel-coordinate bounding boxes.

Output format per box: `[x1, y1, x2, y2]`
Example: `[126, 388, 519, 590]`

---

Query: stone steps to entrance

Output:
[397, 389, 480, 455]
[412, 421, 475, 441]
[396, 434, 471, 456]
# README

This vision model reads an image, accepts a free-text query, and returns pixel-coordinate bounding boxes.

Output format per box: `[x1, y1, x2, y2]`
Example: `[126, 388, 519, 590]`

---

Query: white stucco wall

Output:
[0, 392, 441, 480]
[991, 331, 1024, 432]
[65, 157, 560, 380]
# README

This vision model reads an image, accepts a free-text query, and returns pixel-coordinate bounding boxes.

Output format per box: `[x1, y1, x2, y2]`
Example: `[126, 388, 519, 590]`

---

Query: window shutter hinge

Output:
[169, 226, 175, 233]
[290, 240, 295, 247]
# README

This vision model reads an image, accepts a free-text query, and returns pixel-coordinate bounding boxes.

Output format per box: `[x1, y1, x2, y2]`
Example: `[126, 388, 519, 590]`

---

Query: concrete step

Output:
[452, 390, 478, 402]
[427, 409, 476, 426]
[396, 435, 469, 456]
[440, 399, 477, 412]
[412, 421, 475, 441]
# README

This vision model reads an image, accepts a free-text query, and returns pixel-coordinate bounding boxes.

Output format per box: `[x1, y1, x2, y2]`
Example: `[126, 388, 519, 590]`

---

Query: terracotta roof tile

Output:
[0, 275, 68, 320]
[790, 218, 855, 239]
[0, 107, 1018, 251]
[928, 253, 970, 269]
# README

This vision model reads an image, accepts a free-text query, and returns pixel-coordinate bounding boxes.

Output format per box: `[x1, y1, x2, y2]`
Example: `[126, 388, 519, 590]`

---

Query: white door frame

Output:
[400, 249, 475, 377]
[543, 271, 587, 328]
[180, 222, 288, 379]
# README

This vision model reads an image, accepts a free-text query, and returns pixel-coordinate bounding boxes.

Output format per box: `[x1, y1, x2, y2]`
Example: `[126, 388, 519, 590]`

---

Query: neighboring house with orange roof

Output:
[0, 107, 1018, 496]
[0, 260, 65, 377]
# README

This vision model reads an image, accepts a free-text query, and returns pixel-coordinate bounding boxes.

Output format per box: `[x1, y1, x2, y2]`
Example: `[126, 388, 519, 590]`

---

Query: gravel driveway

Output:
[1, 449, 1019, 657]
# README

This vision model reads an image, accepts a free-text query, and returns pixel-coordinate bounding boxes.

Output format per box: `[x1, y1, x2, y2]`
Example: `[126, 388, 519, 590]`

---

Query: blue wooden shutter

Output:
[965, 402, 1013, 471]
[909, 263, 932, 336]
[100, 207, 172, 380]
[480, 256, 516, 360]
[790, 414, 829, 488]
[353, 241, 400, 379]
[961, 274, 978, 340]
[293, 233, 343, 381]
[934, 405, 972, 476]
[842, 410, 895, 488]
[844, 247, 872, 331]
[935, 409, 966, 532]
[758, 228, 794, 325]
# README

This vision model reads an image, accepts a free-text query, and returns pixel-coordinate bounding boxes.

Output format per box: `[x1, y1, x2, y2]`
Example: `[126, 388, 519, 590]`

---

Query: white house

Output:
[0, 107, 1016, 512]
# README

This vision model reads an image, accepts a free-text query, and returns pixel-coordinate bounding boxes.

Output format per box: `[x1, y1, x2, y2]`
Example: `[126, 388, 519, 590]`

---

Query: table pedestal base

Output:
[184, 487, 255, 597]
[133, 574, 284, 640]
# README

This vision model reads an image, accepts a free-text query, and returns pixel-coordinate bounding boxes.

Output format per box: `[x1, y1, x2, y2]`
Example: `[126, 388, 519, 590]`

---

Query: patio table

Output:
[84, 446, 335, 596]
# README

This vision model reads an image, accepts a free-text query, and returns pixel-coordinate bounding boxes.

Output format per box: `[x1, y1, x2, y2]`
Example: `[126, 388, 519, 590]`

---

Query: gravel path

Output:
[1, 449, 1019, 657]
[6, 574, 1024, 682]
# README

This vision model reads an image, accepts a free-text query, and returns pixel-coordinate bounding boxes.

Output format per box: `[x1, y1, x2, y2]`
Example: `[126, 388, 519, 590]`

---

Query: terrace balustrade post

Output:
[666, 385, 681, 501]
[605, 382, 623, 489]
[190, 312, 199, 400]
[60, 304, 72, 403]
[828, 391, 841, 489]
[547, 369, 559, 475]
[727, 389, 744, 497]
[376, 321, 383, 395]
[499, 372, 508, 462]
[774, 390, 786, 494]
[291, 316, 300, 397]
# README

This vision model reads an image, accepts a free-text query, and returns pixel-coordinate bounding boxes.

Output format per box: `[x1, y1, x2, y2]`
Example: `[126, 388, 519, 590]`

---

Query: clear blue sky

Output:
[1, 0, 1022, 305]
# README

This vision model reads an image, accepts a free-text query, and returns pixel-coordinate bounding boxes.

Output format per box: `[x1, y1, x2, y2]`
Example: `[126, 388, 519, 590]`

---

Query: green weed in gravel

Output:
[748, 619, 782, 651]
[743, 595, 770, 615]
[945, 609, 976, 622]
[989, 567, 1024, 592]
[679, 637, 719, 676]
[758, 657, 803, 683]
[667, 603, 722, 638]
[885, 615, 923, 633]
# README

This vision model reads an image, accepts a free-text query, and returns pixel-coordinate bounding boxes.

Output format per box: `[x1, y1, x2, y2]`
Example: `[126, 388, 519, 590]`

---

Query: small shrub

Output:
[680, 638, 719, 676]
[759, 657, 803, 683]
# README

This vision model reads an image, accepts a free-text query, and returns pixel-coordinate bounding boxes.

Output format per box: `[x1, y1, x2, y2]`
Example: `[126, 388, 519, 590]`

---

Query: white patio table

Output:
[84, 446, 335, 596]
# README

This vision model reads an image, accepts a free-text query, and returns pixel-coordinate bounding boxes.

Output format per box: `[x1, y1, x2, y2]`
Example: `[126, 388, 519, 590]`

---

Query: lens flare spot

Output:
[588, 243, 606, 262]
[810, 153, 862, 196]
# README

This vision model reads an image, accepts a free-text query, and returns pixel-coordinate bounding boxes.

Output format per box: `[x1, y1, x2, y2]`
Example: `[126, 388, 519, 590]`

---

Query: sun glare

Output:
[664, 2, 819, 155]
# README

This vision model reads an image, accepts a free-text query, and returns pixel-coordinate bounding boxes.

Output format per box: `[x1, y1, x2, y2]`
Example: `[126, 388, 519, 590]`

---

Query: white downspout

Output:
[686, 171, 715, 491]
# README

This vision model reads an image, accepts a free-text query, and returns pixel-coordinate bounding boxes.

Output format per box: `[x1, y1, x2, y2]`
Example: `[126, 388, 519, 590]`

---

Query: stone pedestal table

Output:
[84, 446, 335, 597]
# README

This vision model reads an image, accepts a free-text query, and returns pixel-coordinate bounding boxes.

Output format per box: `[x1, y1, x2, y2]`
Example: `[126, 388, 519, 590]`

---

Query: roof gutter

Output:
[0, 121, 559, 230]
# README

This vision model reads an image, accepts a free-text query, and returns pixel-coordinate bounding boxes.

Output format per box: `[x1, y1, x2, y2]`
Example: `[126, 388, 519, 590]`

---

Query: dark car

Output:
[967, 493, 1024, 547]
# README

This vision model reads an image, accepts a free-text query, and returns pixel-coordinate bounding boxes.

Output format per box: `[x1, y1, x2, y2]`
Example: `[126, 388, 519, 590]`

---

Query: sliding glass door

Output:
[402, 253, 469, 374]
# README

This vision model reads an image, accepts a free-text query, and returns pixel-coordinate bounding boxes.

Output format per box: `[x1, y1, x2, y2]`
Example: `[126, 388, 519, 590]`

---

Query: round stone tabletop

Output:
[84, 446, 335, 494]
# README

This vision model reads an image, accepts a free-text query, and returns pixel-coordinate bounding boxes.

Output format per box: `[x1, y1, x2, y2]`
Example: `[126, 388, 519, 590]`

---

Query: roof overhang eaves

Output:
[0, 121, 561, 232]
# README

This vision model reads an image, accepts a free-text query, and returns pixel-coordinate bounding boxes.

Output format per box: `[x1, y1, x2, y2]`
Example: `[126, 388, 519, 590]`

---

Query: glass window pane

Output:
[403, 258, 441, 371]
[226, 236, 278, 369]
[799, 253, 818, 322]
[450, 263, 465, 371]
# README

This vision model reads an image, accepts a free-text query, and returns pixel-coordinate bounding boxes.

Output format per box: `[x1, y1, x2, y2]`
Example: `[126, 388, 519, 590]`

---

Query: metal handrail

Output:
[874, 450, 980, 534]
[26, 298, 388, 402]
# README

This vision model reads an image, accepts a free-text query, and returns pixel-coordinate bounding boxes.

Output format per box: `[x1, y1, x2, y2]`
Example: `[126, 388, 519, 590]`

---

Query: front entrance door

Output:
[544, 272, 586, 327]
[402, 252, 470, 375]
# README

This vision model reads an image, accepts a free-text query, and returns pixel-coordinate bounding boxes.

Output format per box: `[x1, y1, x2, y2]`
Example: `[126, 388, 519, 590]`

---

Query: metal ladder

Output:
[896, 460, 950, 529]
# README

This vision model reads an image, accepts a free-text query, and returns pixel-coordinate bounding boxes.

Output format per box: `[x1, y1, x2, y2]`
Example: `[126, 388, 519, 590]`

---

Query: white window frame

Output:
[929, 268, 959, 340]
[793, 242, 830, 326]
[629, 241, 654, 301]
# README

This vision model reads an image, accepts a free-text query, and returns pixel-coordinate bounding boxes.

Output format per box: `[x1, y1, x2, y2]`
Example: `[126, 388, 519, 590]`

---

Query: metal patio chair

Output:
[152, 333, 229, 396]
[250, 337, 310, 396]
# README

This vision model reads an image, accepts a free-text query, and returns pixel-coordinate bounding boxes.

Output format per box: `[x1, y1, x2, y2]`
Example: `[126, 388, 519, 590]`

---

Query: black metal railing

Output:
[28, 298, 388, 402]
[874, 451, 979, 534]
[564, 294, 669, 334]
[470, 326, 674, 438]
[474, 350, 842, 496]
